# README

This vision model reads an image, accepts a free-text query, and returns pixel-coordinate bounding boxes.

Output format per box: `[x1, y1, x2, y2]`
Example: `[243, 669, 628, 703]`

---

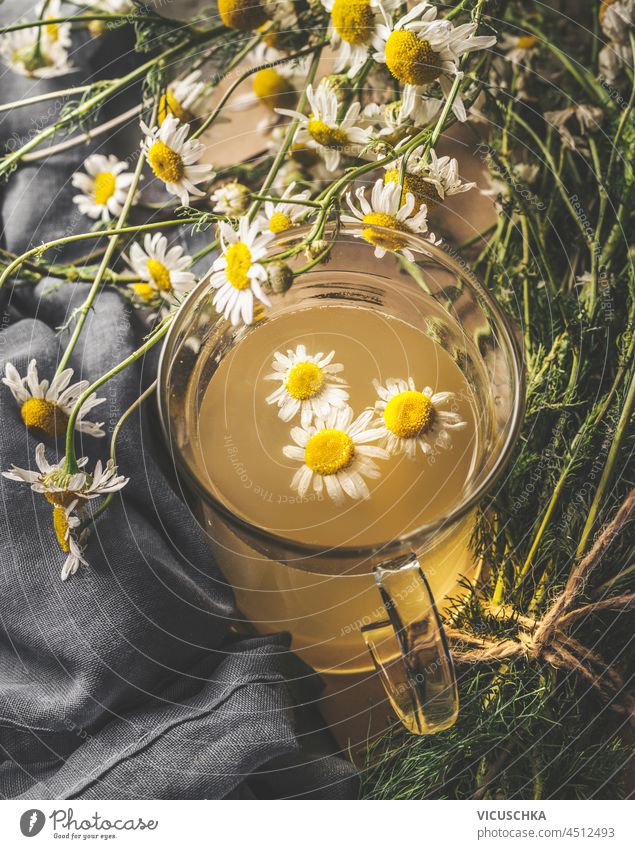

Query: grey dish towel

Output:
[0, 1, 358, 799]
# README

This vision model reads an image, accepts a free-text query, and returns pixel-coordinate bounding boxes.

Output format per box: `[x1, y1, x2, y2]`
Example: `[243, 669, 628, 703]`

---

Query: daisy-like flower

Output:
[373, 377, 466, 459]
[236, 44, 307, 116]
[322, 0, 400, 77]
[159, 70, 209, 125]
[209, 217, 275, 325]
[373, 2, 496, 122]
[140, 115, 215, 206]
[0, 0, 73, 79]
[3, 360, 105, 438]
[382, 145, 475, 213]
[263, 183, 313, 234]
[210, 182, 251, 215]
[600, 0, 635, 41]
[124, 232, 196, 304]
[283, 406, 388, 504]
[499, 32, 539, 67]
[3, 443, 128, 507]
[265, 345, 349, 427]
[218, 0, 270, 31]
[71, 154, 137, 222]
[276, 81, 371, 172]
[343, 178, 434, 260]
[364, 87, 442, 143]
[52, 499, 90, 581]
[544, 105, 603, 151]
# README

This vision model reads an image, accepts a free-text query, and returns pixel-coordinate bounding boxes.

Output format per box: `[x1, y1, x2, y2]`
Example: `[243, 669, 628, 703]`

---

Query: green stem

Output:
[55, 123, 149, 378]
[0, 14, 174, 34]
[0, 85, 90, 114]
[0, 219, 201, 289]
[64, 324, 171, 472]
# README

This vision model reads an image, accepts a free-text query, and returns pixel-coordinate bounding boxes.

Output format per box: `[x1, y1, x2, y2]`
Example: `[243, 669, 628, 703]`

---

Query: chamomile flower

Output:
[601, 0, 635, 42]
[264, 183, 313, 234]
[0, 0, 73, 79]
[159, 70, 209, 125]
[373, 2, 496, 122]
[3, 360, 105, 439]
[3, 443, 128, 507]
[364, 87, 441, 143]
[125, 233, 196, 304]
[322, 0, 400, 77]
[209, 217, 275, 325]
[71, 154, 137, 223]
[283, 406, 388, 504]
[210, 182, 251, 215]
[342, 178, 434, 260]
[373, 377, 466, 459]
[140, 115, 215, 207]
[235, 44, 306, 116]
[383, 145, 475, 212]
[265, 345, 349, 427]
[276, 81, 371, 172]
[499, 32, 539, 67]
[218, 0, 271, 31]
[51, 499, 90, 581]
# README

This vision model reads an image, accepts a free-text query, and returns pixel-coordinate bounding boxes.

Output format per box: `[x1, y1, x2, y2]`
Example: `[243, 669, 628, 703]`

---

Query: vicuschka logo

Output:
[20, 809, 46, 837]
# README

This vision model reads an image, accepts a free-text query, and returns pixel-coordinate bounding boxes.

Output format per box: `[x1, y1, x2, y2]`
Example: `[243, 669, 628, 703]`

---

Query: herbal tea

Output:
[191, 305, 481, 549]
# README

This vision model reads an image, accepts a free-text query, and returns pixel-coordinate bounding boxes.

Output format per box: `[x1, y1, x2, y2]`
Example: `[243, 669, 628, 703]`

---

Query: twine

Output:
[446, 488, 635, 720]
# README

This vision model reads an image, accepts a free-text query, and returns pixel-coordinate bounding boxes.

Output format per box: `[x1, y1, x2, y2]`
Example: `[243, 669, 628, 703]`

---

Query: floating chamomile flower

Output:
[71, 154, 137, 222]
[277, 81, 371, 172]
[211, 182, 251, 215]
[3, 443, 128, 507]
[0, 0, 74, 79]
[141, 115, 214, 206]
[373, 1, 496, 122]
[322, 0, 400, 77]
[283, 406, 387, 504]
[383, 145, 475, 211]
[3, 360, 105, 439]
[343, 178, 435, 260]
[125, 233, 196, 304]
[159, 70, 209, 125]
[264, 183, 313, 234]
[209, 217, 275, 326]
[265, 345, 349, 427]
[218, 0, 270, 31]
[373, 377, 466, 459]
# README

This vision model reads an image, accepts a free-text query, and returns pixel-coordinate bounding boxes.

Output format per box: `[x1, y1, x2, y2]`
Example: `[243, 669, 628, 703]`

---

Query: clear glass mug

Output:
[157, 226, 524, 735]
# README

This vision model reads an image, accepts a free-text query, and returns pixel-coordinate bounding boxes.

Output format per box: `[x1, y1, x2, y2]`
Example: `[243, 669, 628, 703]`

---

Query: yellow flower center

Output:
[132, 282, 158, 303]
[383, 390, 434, 438]
[218, 0, 269, 31]
[305, 428, 354, 475]
[307, 119, 349, 149]
[285, 361, 325, 400]
[93, 171, 116, 206]
[516, 35, 537, 50]
[332, 0, 374, 45]
[361, 212, 409, 251]
[269, 211, 294, 233]
[20, 398, 68, 438]
[384, 168, 441, 211]
[384, 31, 442, 87]
[225, 242, 253, 289]
[252, 68, 295, 111]
[45, 21, 60, 41]
[53, 505, 70, 553]
[158, 90, 191, 125]
[146, 258, 172, 292]
[147, 140, 185, 184]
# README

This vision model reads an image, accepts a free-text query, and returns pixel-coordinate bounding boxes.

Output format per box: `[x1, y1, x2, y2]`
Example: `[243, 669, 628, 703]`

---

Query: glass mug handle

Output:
[360, 556, 458, 735]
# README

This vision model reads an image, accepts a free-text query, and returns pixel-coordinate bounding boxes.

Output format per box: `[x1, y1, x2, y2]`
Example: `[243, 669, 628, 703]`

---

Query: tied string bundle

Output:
[445, 489, 635, 721]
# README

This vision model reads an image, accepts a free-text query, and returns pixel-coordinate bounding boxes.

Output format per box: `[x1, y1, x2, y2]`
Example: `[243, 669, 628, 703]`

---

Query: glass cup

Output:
[157, 226, 524, 735]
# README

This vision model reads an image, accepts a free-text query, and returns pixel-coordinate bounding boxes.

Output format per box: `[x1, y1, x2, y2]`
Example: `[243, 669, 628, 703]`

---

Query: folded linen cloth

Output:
[0, 1, 358, 800]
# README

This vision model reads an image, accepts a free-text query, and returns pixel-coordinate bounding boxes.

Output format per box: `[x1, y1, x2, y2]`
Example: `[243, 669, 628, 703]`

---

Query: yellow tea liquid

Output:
[188, 305, 484, 672]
